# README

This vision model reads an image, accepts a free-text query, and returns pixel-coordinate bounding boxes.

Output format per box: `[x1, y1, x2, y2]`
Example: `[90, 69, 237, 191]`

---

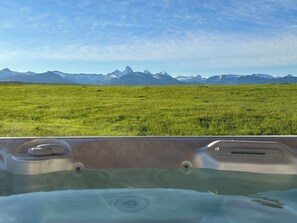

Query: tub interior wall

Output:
[0, 137, 296, 175]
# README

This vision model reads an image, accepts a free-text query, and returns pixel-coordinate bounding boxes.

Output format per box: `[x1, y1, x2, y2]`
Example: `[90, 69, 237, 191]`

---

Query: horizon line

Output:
[1, 67, 296, 78]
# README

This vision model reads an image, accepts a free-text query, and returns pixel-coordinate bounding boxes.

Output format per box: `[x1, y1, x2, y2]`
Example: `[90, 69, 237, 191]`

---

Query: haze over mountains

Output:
[0, 67, 296, 85]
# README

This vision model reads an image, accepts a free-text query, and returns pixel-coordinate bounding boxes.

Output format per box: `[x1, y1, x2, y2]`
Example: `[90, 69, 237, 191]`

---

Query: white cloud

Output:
[1, 31, 297, 72]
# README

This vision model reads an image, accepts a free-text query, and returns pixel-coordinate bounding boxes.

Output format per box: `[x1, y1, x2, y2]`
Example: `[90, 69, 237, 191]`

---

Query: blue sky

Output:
[0, 0, 297, 77]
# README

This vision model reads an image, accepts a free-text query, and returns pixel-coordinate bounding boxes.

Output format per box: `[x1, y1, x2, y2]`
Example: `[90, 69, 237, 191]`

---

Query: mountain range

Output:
[0, 67, 296, 85]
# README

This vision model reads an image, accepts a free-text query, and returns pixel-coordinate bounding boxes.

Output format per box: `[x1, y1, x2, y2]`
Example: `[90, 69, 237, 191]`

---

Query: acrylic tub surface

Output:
[1, 136, 297, 175]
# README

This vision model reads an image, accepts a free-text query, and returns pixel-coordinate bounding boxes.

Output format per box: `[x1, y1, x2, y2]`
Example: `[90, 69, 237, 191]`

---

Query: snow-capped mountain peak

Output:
[25, 71, 36, 76]
[159, 71, 170, 76]
[176, 74, 204, 83]
[143, 70, 152, 75]
[1, 68, 11, 72]
[154, 71, 172, 80]
[52, 70, 67, 78]
[252, 73, 274, 79]
[107, 69, 124, 79]
[0, 66, 296, 85]
[176, 76, 194, 81]
[123, 66, 133, 75]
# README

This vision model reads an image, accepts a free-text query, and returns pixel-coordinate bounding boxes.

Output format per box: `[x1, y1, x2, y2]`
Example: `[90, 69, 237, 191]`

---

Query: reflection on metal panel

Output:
[0, 137, 296, 175]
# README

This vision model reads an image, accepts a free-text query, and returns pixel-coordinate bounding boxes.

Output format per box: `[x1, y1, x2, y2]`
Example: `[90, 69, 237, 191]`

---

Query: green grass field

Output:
[0, 83, 296, 136]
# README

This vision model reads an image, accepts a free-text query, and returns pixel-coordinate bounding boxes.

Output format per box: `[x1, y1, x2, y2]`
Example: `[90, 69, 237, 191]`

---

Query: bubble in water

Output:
[114, 195, 150, 213]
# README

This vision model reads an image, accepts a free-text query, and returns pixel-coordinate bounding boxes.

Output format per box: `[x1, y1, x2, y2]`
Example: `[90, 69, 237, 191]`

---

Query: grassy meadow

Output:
[0, 83, 296, 136]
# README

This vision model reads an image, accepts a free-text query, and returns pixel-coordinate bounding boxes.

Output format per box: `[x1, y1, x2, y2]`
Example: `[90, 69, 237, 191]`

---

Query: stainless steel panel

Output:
[0, 136, 296, 175]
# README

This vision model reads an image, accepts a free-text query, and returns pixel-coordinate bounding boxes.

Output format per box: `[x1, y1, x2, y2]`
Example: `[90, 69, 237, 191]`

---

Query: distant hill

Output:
[177, 73, 297, 85]
[1, 71, 73, 84]
[0, 67, 296, 85]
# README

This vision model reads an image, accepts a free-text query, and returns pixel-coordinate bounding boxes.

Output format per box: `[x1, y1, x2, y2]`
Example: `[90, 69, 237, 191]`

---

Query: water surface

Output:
[0, 169, 297, 222]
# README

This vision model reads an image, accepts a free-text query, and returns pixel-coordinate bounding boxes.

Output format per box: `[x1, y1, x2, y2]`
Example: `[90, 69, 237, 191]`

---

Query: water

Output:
[0, 169, 297, 222]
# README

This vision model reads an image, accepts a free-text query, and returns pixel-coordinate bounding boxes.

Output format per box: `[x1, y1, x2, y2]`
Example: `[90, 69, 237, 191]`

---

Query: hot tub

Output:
[0, 137, 297, 222]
